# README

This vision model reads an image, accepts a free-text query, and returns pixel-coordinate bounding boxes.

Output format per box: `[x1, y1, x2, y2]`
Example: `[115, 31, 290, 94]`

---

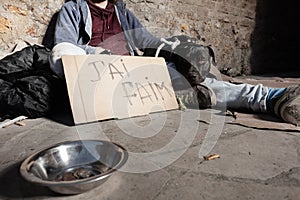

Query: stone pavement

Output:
[0, 108, 299, 200]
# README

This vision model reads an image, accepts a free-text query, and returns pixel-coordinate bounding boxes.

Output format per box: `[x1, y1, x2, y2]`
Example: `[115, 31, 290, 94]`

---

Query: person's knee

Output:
[49, 42, 86, 78]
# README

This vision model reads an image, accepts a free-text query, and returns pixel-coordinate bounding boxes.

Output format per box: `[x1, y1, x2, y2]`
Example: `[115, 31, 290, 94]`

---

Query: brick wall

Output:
[0, 0, 64, 55]
[127, 0, 257, 76]
[1, 0, 297, 76]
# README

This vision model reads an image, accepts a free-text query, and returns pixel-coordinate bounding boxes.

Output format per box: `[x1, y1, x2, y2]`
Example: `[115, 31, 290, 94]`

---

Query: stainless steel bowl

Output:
[20, 140, 128, 195]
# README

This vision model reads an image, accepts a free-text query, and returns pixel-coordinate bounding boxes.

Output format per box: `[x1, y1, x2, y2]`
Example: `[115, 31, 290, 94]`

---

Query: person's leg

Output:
[166, 62, 216, 109]
[203, 77, 300, 126]
[270, 85, 300, 126]
[203, 77, 269, 112]
[49, 42, 86, 79]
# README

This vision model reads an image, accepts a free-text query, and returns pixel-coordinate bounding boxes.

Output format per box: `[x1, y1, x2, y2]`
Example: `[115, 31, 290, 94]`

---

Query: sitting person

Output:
[49, 0, 300, 126]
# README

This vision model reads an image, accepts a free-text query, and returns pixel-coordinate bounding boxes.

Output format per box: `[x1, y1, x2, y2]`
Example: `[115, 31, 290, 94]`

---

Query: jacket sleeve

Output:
[124, 10, 162, 51]
[54, 3, 97, 54]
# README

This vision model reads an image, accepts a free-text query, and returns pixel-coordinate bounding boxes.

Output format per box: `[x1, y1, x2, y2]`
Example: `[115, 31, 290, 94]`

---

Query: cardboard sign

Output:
[62, 55, 178, 124]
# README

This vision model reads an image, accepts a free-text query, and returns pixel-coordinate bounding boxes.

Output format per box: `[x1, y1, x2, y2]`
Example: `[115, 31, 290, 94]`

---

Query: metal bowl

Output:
[20, 140, 128, 195]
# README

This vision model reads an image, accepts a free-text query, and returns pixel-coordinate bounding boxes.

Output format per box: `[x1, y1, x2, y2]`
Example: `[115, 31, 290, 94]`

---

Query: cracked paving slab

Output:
[0, 109, 299, 199]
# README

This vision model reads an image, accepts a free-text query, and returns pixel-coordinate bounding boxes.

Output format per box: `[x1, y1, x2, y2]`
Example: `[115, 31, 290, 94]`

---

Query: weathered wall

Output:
[1, 0, 258, 76]
[0, 0, 65, 54]
[128, 0, 257, 76]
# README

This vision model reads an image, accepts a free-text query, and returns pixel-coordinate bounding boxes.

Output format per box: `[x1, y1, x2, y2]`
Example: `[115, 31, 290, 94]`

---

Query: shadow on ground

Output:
[0, 162, 59, 198]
